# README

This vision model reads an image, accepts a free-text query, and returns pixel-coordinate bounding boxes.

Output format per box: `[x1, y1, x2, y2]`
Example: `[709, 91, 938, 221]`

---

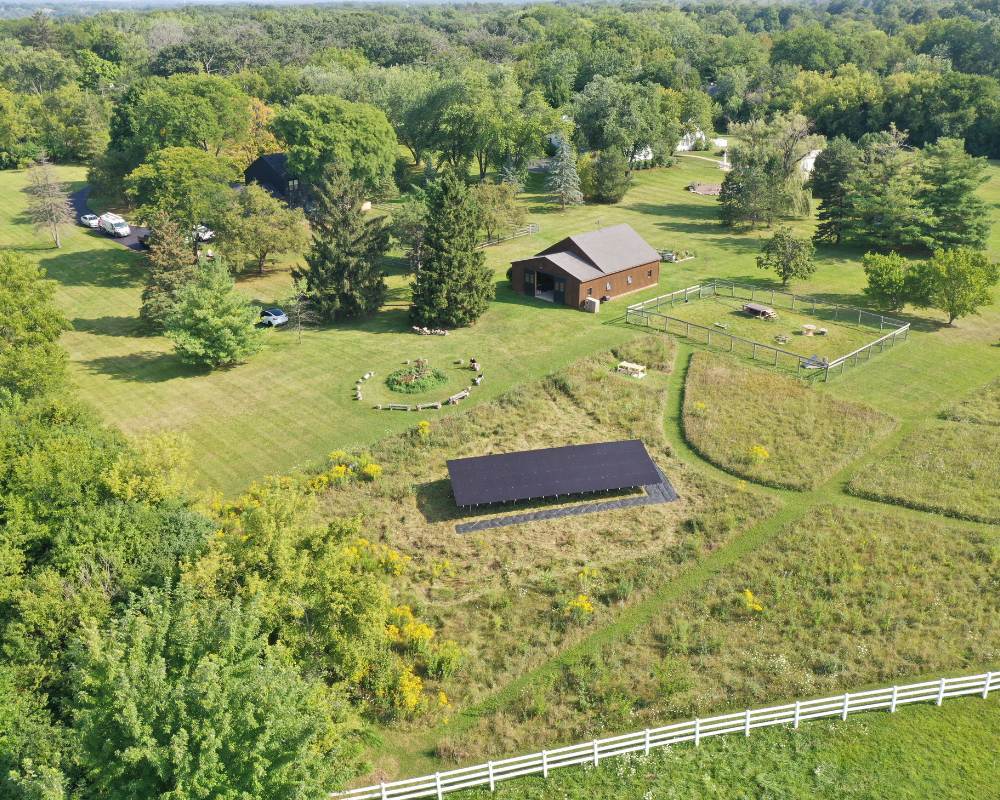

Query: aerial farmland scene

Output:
[1, 0, 998, 798]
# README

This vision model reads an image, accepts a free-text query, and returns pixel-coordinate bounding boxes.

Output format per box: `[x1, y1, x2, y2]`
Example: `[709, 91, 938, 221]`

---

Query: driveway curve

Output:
[71, 186, 149, 252]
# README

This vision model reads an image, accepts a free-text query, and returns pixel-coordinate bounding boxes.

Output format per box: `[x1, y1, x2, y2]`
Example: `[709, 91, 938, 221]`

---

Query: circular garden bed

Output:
[386, 359, 448, 395]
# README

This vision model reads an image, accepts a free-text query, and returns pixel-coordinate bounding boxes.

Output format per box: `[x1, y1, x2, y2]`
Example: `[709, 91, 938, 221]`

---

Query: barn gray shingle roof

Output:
[523, 223, 659, 279]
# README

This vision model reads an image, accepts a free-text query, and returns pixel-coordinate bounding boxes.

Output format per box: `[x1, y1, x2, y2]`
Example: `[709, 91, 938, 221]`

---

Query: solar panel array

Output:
[446, 440, 661, 506]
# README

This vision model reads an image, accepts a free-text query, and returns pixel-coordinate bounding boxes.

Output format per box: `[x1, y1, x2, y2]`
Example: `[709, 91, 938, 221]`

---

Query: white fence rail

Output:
[333, 671, 996, 800]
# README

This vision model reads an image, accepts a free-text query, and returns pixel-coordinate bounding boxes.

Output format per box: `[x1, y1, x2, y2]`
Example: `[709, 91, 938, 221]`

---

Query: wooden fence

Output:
[625, 281, 910, 381]
[332, 671, 996, 800]
[478, 223, 539, 248]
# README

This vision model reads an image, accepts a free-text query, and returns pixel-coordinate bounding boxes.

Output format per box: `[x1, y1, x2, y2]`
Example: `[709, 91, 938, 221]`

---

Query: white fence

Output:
[333, 672, 996, 800]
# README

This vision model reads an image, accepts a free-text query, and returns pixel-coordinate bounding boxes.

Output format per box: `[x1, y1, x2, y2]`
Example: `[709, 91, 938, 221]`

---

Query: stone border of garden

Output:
[372, 358, 485, 411]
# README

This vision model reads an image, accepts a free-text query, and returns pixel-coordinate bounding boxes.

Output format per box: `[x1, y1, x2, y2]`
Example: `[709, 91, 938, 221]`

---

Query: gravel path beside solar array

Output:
[455, 468, 678, 533]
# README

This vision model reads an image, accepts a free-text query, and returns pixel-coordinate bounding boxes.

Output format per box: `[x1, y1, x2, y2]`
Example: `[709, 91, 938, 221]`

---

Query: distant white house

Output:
[632, 145, 654, 163]
[800, 149, 823, 176]
[675, 128, 708, 152]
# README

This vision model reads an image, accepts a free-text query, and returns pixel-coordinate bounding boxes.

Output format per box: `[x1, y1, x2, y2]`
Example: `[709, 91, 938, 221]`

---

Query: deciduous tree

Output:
[862, 251, 911, 310]
[0, 250, 68, 399]
[217, 184, 307, 275]
[907, 247, 1000, 325]
[24, 156, 73, 249]
[756, 226, 816, 286]
[71, 584, 360, 800]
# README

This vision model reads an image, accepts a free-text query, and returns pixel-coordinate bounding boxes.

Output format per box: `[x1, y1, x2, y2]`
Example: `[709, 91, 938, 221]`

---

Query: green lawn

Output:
[651, 293, 880, 361]
[3, 160, 999, 494]
[452, 693, 1000, 800]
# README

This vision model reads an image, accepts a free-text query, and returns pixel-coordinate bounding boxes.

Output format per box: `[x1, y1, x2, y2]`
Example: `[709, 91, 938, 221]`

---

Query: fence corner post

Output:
[984, 672, 994, 700]
[488, 761, 495, 792]
[937, 677, 946, 706]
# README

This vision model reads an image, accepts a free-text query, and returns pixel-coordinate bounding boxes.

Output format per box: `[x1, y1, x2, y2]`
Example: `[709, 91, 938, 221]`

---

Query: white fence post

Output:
[644, 729, 651, 755]
[694, 718, 701, 747]
[744, 709, 751, 736]
[984, 672, 993, 699]
[593, 739, 600, 766]
[842, 693, 850, 720]
[793, 701, 801, 729]
[890, 685, 898, 713]
[542, 750, 548, 778]
[937, 678, 946, 706]
[488, 761, 495, 792]
[435, 773, 443, 800]
[380, 782, 388, 800]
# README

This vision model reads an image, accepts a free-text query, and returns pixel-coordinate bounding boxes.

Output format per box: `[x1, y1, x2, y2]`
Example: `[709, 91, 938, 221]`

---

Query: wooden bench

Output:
[447, 389, 471, 405]
[416, 401, 442, 410]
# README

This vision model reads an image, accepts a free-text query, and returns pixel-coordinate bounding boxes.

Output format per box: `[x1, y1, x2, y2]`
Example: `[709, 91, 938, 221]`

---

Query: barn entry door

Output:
[524, 269, 535, 294]
[553, 279, 566, 304]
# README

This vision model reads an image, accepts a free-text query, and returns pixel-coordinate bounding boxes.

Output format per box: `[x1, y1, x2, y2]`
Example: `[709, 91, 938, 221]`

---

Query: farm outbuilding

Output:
[244, 153, 301, 201]
[510, 224, 661, 309]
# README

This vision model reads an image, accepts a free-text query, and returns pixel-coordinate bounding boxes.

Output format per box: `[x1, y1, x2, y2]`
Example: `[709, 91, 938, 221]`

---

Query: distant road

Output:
[71, 186, 150, 251]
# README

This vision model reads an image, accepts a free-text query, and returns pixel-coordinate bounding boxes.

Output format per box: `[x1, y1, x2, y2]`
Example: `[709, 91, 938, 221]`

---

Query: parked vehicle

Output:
[259, 307, 288, 327]
[79, 213, 99, 228]
[194, 224, 215, 242]
[98, 213, 131, 237]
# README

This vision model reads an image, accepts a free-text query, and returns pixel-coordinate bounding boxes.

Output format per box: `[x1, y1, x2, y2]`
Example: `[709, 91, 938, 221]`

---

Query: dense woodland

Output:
[2, 2, 1000, 799]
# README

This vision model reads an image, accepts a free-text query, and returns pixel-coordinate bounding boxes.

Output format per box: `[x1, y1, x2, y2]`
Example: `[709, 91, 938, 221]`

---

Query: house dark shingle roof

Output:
[535, 223, 660, 280]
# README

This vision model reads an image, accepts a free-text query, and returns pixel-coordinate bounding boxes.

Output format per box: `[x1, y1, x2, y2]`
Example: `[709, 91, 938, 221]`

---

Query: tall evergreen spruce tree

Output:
[141, 213, 198, 330]
[841, 127, 935, 251]
[546, 138, 583, 209]
[917, 137, 990, 251]
[296, 166, 389, 321]
[811, 136, 861, 245]
[410, 170, 495, 328]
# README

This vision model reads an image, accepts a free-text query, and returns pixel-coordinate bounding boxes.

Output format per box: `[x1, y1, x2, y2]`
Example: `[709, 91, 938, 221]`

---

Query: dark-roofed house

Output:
[509, 224, 660, 308]
[244, 153, 301, 201]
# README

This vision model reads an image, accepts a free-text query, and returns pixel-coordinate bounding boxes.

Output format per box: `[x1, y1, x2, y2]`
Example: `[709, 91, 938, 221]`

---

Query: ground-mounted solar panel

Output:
[446, 439, 662, 507]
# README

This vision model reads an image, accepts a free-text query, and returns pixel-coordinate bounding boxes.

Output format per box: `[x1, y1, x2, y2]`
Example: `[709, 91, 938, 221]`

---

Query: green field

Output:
[683, 351, 896, 490]
[452, 693, 1000, 800]
[3, 157, 1000, 795]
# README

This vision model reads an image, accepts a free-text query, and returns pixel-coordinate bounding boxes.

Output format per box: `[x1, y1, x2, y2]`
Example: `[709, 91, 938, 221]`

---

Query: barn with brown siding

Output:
[510, 224, 661, 309]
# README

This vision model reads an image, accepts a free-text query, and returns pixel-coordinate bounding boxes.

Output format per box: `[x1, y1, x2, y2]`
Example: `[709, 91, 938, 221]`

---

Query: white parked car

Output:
[79, 213, 100, 228]
[259, 307, 288, 327]
[194, 224, 215, 242]
[98, 213, 131, 237]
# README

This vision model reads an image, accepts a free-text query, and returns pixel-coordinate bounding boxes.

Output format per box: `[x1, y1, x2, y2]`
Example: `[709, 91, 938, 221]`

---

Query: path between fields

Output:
[378, 342, 994, 778]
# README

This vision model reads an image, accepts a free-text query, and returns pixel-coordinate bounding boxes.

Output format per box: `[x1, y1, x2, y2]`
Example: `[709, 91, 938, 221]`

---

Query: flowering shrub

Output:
[393, 667, 428, 716]
[359, 462, 383, 481]
[428, 639, 463, 679]
[387, 605, 435, 654]
[747, 443, 770, 466]
[742, 588, 764, 613]
[563, 593, 596, 625]
[417, 420, 431, 441]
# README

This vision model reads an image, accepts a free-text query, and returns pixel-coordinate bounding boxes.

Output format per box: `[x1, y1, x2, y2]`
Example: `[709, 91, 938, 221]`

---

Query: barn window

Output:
[627, 275, 633, 285]
[288, 179, 300, 193]
[605, 282, 612, 291]
[587, 287, 593, 296]
[647, 269, 653, 277]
